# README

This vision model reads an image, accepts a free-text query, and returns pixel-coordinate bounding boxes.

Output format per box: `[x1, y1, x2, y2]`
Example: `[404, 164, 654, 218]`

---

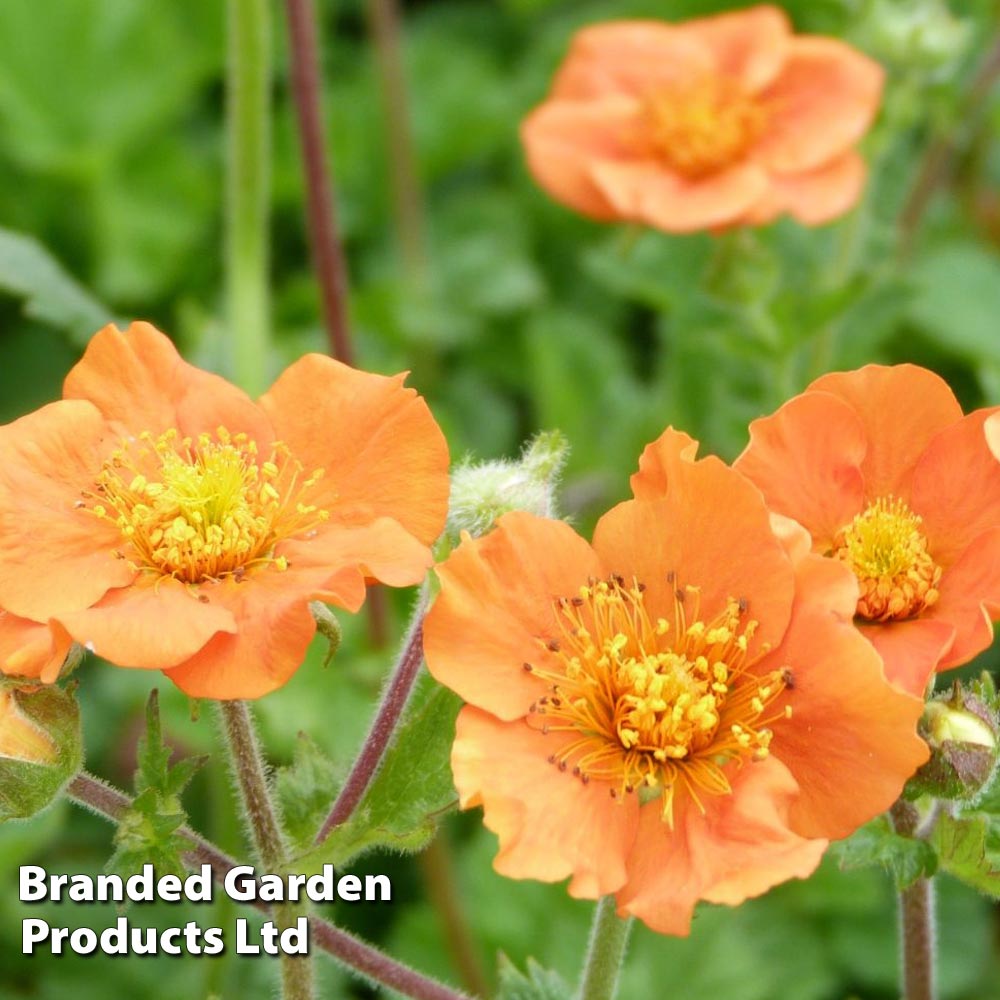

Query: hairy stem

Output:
[218, 701, 313, 1000]
[66, 771, 473, 1000]
[577, 896, 633, 1000]
[315, 599, 427, 843]
[226, 0, 271, 395]
[891, 800, 936, 1000]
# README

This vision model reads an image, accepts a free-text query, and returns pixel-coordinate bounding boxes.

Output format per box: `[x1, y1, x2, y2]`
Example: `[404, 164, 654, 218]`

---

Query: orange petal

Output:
[52, 576, 237, 671]
[64, 323, 274, 444]
[924, 528, 1000, 672]
[590, 159, 769, 232]
[592, 478, 795, 659]
[629, 427, 700, 500]
[743, 151, 867, 226]
[163, 567, 324, 700]
[521, 97, 641, 221]
[910, 407, 1000, 568]
[453, 707, 638, 898]
[424, 512, 605, 721]
[677, 5, 791, 93]
[615, 758, 824, 935]
[551, 22, 712, 100]
[807, 365, 963, 499]
[0, 400, 135, 619]
[987, 413, 1000, 460]
[734, 390, 867, 551]
[0, 613, 72, 684]
[754, 36, 884, 172]
[859, 618, 955, 695]
[764, 553, 928, 839]
[259, 355, 449, 548]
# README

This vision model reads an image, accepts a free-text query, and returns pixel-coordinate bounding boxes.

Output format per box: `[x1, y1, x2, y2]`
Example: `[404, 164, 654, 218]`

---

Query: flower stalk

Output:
[578, 896, 633, 1000]
[226, 0, 272, 396]
[316, 596, 428, 843]
[891, 800, 937, 1000]
[218, 700, 314, 1000]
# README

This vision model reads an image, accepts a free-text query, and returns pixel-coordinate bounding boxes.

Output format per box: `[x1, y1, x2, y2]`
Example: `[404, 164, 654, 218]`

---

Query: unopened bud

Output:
[446, 431, 570, 541]
[907, 680, 998, 802]
[862, 0, 970, 74]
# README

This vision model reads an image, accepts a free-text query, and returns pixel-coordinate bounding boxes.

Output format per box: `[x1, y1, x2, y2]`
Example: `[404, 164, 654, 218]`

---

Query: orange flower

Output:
[521, 6, 883, 232]
[424, 430, 926, 935]
[733, 365, 1000, 696]
[0, 323, 449, 699]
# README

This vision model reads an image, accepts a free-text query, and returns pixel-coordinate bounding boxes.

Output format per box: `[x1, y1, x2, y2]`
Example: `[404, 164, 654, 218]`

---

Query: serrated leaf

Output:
[831, 815, 938, 889]
[496, 955, 573, 1000]
[275, 733, 343, 854]
[0, 680, 82, 822]
[931, 811, 1000, 899]
[292, 675, 461, 873]
[107, 690, 205, 882]
[0, 227, 113, 343]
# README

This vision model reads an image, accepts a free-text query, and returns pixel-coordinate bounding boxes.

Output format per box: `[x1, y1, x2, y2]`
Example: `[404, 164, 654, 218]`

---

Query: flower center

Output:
[638, 77, 766, 178]
[834, 497, 941, 623]
[524, 575, 791, 826]
[86, 427, 328, 584]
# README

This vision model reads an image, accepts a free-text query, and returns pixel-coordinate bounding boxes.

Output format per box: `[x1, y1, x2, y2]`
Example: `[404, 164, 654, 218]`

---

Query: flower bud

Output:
[446, 431, 570, 541]
[907, 679, 998, 802]
[861, 0, 970, 75]
[0, 679, 82, 821]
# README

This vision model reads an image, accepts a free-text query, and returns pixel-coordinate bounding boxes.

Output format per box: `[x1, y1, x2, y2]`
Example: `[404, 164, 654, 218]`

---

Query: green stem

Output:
[891, 801, 937, 1000]
[577, 896, 633, 1000]
[219, 700, 314, 1000]
[226, 0, 272, 395]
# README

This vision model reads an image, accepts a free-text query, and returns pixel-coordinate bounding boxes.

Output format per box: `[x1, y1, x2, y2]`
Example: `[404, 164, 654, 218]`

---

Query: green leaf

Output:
[831, 815, 938, 889]
[107, 690, 206, 881]
[0, 680, 82, 822]
[275, 733, 343, 854]
[291, 675, 461, 873]
[496, 955, 573, 1000]
[0, 227, 113, 342]
[931, 811, 1000, 899]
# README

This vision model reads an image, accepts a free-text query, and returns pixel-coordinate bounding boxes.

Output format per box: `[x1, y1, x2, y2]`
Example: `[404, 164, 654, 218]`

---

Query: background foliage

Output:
[1, 0, 999, 997]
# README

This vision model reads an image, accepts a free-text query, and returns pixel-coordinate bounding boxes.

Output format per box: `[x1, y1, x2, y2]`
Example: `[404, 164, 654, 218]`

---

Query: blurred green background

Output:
[1, 0, 999, 997]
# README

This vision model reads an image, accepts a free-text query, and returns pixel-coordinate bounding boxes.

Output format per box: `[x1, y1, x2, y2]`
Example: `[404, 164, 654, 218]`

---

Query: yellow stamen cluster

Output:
[834, 497, 941, 622]
[524, 575, 791, 826]
[87, 427, 328, 584]
[639, 77, 766, 178]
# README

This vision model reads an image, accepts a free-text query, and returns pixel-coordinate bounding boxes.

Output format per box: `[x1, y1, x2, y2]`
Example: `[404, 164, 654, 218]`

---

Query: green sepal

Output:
[107, 689, 206, 882]
[0, 678, 82, 822]
[291, 675, 460, 873]
[831, 814, 938, 889]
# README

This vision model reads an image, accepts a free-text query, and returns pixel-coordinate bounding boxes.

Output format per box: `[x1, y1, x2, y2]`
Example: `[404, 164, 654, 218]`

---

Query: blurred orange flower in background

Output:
[734, 364, 1000, 696]
[521, 5, 883, 232]
[0, 322, 449, 699]
[424, 430, 926, 935]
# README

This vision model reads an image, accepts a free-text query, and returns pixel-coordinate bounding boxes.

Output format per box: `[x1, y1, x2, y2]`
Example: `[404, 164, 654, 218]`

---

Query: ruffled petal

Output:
[64, 323, 274, 444]
[630, 427, 701, 500]
[593, 478, 795, 659]
[859, 618, 955, 695]
[910, 407, 1000, 568]
[552, 22, 712, 100]
[0, 613, 72, 684]
[734, 390, 867, 550]
[259, 355, 449, 548]
[754, 36, 884, 172]
[453, 707, 638, 898]
[764, 553, 928, 839]
[591, 159, 769, 232]
[616, 757, 824, 935]
[521, 97, 642, 220]
[808, 365, 963, 499]
[52, 576, 237, 670]
[677, 5, 791, 94]
[0, 400, 135, 619]
[424, 512, 604, 721]
[743, 151, 867, 226]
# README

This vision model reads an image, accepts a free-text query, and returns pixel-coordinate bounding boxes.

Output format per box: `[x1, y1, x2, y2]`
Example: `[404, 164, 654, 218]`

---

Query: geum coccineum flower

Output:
[424, 430, 926, 935]
[0, 322, 449, 699]
[521, 5, 883, 232]
[733, 364, 1000, 696]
